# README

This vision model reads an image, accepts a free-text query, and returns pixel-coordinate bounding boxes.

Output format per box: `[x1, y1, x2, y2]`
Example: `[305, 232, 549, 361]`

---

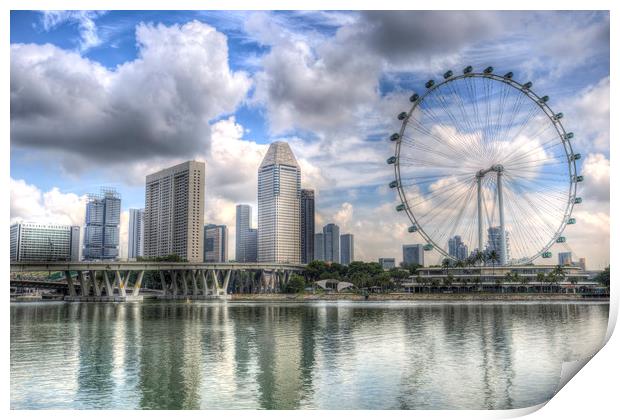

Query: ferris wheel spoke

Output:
[429, 180, 477, 247]
[400, 135, 479, 166]
[406, 177, 475, 209]
[504, 177, 567, 232]
[417, 179, 477, 237]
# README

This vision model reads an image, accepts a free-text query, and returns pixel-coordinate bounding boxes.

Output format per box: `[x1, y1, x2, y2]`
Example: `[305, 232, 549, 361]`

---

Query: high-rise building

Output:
[314, 233, 325, 261]
[379, 257, 396, 270]
[83, 189, 121, 260]
[204, 224, 228, 263]
[247, 228, 258, 262]
[578, 257, 586, 271]
[235, 204, 257, 262]
[403, 244, 424, 266]
[144, 161, 205, 262]
[559, 252, 573, 266]
[258, 141, 301, 263]
[323, 223, 340, 263]
[300, 189, 315, 264]
[128, 208, 144, 260]
[11, 222, 80, 262]
[340, 234, 354, 265]
[486, 226, 510, 264]
[448, 235, 469, 261]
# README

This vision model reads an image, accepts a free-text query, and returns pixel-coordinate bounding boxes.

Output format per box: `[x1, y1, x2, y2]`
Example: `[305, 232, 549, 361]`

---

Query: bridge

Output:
[10, 262, 305, 301]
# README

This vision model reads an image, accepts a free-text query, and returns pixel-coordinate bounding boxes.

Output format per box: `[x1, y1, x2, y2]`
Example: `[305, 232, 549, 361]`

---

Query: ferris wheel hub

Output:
[476, 164, 504, 178]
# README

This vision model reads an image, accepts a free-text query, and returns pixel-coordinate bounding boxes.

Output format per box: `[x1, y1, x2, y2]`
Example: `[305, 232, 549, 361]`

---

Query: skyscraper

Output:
[578, 257, 586, 271]
[204, 224, 228, 263]
[559, 252, 573, 266]
[235, 204, 256, 262]
[144, 161, 205, 262]
[403, 244, 424, 266]
[128, 208, 144, 260]
[314, 233, 325, 261]
[247, 228, 258, 262]
[11, 222, 80, 262]
[83, 189, 121, 260]
[486, 226, 510, 264]
[448, 235, 469, 261]
[300, 189, 315, 264]
[323, 223, 340, 263]
[379, 258, 396, 270]
[258, 141, 301, 263]
[340, 233, 354, 265]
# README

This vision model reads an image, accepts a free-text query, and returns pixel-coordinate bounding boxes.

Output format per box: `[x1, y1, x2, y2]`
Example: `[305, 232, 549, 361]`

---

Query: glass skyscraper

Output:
[314, 233, 325, 261]
[403, 244, 424, 266]
[323, 223, 340, 263]
[340, 233, 354, 265]
[300, 189, 315, 264]
[204, 224, 228, 263]
[128, 208, 144, 260]
[258, 141, 301, 263]
[235, 204, 256, 262]
[83, 189, 121, 260]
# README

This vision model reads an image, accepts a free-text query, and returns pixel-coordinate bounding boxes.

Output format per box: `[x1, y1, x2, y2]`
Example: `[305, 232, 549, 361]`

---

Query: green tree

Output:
[595, 266, 610, 287]
[285, 274, 306, 294]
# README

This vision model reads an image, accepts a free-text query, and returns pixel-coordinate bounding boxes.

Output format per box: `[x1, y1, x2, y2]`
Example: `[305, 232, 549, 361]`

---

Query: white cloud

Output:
[41, 11, 107, 52]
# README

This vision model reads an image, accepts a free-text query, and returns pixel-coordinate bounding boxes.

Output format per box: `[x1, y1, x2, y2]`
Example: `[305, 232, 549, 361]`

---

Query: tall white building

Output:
[144, 161, 205, 262]
[83, 189, 121, 260]
[11, 222, 80, 262]
[258, 141, 301, 263]
[128, 208, 144, 260]
[486, 226, 510, 264]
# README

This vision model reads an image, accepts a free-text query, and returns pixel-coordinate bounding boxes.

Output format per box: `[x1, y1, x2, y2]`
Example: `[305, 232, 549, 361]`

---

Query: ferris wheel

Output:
[387, 66, 582, 265]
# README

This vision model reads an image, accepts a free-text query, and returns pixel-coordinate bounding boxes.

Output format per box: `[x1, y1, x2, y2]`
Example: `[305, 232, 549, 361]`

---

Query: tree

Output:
[595, 266, 610, 287]
[488, 250, 499, 275]
[284, 274, 306, 294]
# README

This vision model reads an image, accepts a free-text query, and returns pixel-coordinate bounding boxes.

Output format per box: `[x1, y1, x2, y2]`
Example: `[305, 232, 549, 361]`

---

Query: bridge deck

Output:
[10, 262, 305, 273]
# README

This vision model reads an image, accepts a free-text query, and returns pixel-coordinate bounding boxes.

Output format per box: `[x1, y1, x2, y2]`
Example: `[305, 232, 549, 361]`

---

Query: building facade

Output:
[323, 223, 340, 263]
[448, 235, 468, 261]
[340, 233, 354, 265]
[83, 189, 121, 260]
[258, 142, 301, 263]
[559, 252, 573, 266]
[144, 161, 205, 262]
[204, 224, 228, 263]
[235, 204, 256, 262]
[300, 189, 315, 264]
[128, 208, 144, 260]
[11, 222, 80, 262]
[314, 233, 325, 261]
[486, 226, 510, 264]
[379, 258, 396, 270]
[403, 244, 424, 266]
[247, 228, 258, 262]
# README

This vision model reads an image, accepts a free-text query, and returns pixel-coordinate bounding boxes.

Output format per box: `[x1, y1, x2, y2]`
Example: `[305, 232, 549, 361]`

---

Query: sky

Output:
[9, 10, 610, 268]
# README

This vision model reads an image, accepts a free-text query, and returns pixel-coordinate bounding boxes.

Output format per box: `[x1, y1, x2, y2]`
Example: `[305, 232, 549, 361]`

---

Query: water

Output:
[11, 301, 609, 410]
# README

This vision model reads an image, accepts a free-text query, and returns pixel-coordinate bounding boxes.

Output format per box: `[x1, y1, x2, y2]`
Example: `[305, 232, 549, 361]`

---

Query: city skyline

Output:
[9, 10, 610, 268]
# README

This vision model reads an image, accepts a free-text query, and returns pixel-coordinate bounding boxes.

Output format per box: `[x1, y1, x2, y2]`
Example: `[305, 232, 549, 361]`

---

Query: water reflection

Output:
[11, 301, 609, 410]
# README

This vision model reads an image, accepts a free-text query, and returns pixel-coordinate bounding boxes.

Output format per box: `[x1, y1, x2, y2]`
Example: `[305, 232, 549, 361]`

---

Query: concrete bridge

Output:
[10, 262, 305, 302]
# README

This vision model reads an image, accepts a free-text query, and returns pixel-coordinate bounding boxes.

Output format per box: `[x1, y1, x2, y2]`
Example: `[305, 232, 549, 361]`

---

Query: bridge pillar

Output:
[191, 270, 198, 297]
[64, 270, 77, 297]
[103, 270, 114, 296]
[132, 270, 144, 297]
[170, 271, 179, 296]
[115, 270, 127, 298]
[159, 271, 168, 296]
[180, 270, 189, 296]
[210, 269, 218, 295]
[222, 269, 232, 295]
[78, 271, 90, 297]
[90, 270, 103, 297]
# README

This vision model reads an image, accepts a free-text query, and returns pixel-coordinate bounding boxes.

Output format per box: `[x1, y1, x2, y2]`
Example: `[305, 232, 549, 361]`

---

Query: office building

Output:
[314, 233, 325, 261]
[379, 258, 396, 270]
[578, 257, 586, 271]
[235, 204, 257, 262]
[340, 233, 354, 265]
[128, 208, 144, 260]
[300, 189, 315, 264]
[11, 222, 80, 262]
[448, 235, 469, 261]
[559, 252, 573, 266]
[144, 161, 205, 262]
[403, 244, 424, 266]
[247, 228, 258, 262]
[258, 141, 301, 263]
[486, 226, 510, 264]
[83, 189, 121, 260]
[204, 224, 228, 263]
[323, 223, 340, 263]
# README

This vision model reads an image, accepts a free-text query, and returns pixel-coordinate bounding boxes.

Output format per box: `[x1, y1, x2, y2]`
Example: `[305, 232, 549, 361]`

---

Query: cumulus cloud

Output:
[564, 77, 610, 152]
[40, 11, 107, 52]
[580, 153, 610, 203]
[11, 20, 251, 172]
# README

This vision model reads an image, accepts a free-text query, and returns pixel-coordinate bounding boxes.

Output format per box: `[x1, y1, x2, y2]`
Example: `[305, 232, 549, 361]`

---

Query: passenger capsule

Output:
[396, 203, 406, 212]
[554, 112, 564, 120]
[387, 156, 397, 164]
[483, 66, 494, 74]
[398, 112, 408, 120]
[423, 244, 434, 251]
[443, 70, 453, 79]
[408, 225, 418, 233]
[389, 180, 399, 189]
[567, 218, 576, 225]
[556, 237, 566, 243]
[542, 252, 552, 258]
[504, 72, 514, 79]
[564, 132, 574, 140]
[539, 95, 550, 103]
[571, 153, 581, 161]
[574, 197, 583, 204]
[463, 66, 473, 74]
[390, 133, 400, 141]
[575, 175, 584, 182]
[409, 93, 419, 102]
[523, 81, 533, 89]
[425, 79, 435, 89]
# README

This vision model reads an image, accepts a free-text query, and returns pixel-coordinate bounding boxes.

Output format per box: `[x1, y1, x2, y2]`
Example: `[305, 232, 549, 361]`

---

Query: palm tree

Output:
[488, 250, 499, 275]
[536, 272, 545, 293]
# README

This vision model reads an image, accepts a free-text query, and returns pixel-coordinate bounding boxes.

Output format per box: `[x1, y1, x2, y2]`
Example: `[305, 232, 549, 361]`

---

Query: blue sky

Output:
[9, 10, 610, 267]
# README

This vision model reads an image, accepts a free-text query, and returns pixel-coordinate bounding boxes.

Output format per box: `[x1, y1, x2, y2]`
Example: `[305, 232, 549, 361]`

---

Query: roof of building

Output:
[259, 141, 299, 169]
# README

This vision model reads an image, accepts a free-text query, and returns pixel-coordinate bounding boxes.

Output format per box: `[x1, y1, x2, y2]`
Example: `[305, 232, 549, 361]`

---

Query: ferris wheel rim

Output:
[392, 69, 579, 265]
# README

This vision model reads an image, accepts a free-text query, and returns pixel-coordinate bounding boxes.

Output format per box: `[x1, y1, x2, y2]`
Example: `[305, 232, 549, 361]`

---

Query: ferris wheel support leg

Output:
[477, 175, 483, 260]
[497, 171, 508, 266]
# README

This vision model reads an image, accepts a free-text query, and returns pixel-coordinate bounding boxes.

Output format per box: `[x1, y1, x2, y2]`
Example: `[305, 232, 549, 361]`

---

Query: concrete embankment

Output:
[230, 293, 609, 302]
